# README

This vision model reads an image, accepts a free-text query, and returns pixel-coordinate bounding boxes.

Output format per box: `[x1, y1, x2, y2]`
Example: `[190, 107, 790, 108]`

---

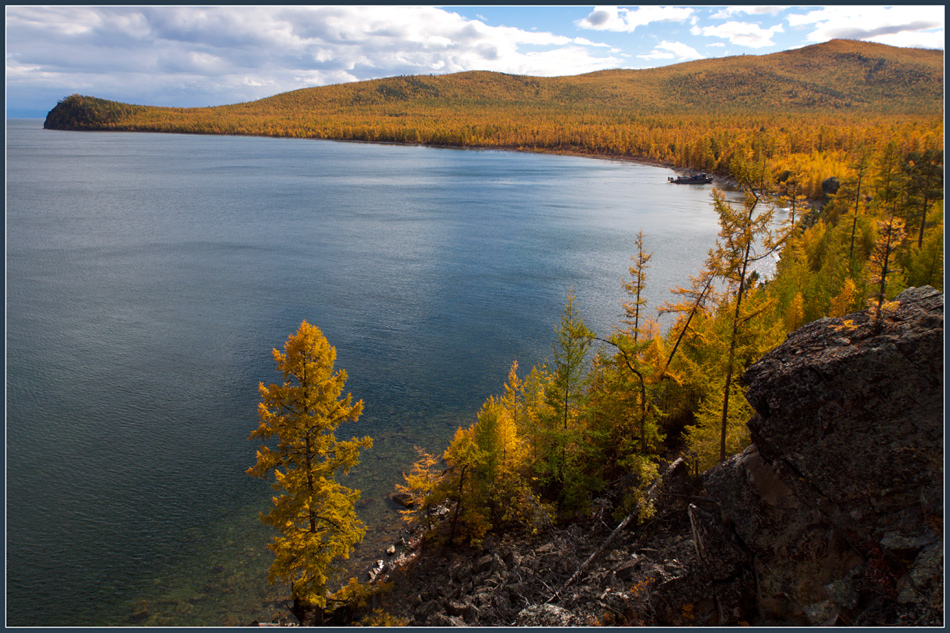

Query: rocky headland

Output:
[265, 286, 943, 627]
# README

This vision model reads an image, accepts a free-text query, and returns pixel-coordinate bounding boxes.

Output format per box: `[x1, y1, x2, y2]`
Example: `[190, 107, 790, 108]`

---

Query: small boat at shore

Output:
[669, 173, 713, 184]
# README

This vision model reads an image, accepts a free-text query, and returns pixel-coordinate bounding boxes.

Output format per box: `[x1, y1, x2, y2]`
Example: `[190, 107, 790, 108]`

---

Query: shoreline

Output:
[43, 120, 743, 191]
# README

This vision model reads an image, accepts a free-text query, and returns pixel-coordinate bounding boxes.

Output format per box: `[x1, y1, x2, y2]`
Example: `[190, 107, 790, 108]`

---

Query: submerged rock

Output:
[389, 492, 414, 508]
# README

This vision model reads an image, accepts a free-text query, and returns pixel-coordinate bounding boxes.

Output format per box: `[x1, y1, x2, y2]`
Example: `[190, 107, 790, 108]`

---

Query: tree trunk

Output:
[719, 210, 754, 463]
[917, 192, 930, 248]
[305, 435, 317, 533]
[874, 238, 893, 322]
[449, 464, 468, 543]
[848, 173, 863, 262]
[662, 274, 714, 375]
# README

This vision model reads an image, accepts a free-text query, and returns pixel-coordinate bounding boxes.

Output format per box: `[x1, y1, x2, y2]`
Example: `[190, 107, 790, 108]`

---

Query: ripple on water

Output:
[6, 120, 747, 626]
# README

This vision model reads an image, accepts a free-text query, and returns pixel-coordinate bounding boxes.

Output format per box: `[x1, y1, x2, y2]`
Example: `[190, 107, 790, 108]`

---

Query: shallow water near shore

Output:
[6, 118, 750, 626]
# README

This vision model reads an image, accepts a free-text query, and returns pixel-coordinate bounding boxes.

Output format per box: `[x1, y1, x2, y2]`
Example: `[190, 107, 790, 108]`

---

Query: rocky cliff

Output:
[276, 286, 943, 626]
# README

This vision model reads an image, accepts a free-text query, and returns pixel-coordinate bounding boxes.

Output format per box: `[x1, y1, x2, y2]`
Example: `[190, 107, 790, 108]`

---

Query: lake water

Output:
[6, 118, 746, 626]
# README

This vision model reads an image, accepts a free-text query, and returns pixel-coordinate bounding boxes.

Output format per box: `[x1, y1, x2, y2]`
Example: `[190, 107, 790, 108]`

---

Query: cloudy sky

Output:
[6, 5, 945, 117]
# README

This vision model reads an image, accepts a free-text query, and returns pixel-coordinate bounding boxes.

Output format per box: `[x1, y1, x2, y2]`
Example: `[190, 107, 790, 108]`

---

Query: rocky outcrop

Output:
[744, 286, 943, 533]
[722, 285, 943, 624]
[687, 286, 943, 625]
[821, 176, 841, 197]
[270, 287, 943, 626]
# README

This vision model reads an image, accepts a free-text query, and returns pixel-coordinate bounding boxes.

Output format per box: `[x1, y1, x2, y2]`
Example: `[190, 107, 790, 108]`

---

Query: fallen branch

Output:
[548, 457, 685, 603]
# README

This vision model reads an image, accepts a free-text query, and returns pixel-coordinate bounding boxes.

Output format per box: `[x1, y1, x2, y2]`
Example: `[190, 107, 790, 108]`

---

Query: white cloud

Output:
[577, 6, 694, 32]
[5, 5, 622, 114]
[786, 6, 944, 49]
[291, 69, 359, 87]
[691, 20, 784, 48]
[638, 40, 705, 62]
[710, 6, 789, 20]
[573, 36, 613, 48]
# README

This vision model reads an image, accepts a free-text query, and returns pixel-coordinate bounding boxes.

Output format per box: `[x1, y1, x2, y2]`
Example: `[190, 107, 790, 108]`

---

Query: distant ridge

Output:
[44, 40, 942, 181]
[45, 40, 943, 124]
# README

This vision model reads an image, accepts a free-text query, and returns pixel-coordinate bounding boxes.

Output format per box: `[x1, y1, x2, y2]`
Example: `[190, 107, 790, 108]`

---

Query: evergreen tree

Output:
[848, 153, 868, 264]
[683, 382, 753, 473]
[471, 398, 512, 523]
[658, 269, 716, 376]
[547, 288, 594, 431]
[777, 172, 808, 228]
[439, 426, 488, 544]
[901, 226, 943, 291]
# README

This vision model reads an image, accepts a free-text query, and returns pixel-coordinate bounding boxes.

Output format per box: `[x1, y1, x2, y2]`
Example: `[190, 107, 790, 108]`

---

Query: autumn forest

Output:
[46, 38, 943, 620]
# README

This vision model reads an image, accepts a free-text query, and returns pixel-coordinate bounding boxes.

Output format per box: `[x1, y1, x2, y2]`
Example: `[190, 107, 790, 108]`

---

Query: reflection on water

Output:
[6, 120, 748, 625]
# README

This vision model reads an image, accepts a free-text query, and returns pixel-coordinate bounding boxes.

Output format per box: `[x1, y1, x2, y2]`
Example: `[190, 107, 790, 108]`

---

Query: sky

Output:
[5, 5, 946, 118]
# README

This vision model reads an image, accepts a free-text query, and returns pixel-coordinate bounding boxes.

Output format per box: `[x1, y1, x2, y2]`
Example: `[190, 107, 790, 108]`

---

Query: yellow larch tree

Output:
[705, 187, 787, 463]
[247, 321, 372, 619]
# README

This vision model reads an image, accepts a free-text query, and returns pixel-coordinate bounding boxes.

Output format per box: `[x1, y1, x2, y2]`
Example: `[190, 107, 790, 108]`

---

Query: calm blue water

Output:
[6, 118, 744, 625]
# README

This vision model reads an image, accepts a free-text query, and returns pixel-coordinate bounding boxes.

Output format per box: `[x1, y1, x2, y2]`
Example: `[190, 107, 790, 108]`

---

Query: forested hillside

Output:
[43, 37, 943, 625]
[45, 39, 942, 197]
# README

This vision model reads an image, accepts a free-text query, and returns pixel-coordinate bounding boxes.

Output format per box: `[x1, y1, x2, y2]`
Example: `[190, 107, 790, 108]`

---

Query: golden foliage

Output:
[45, 41, 942, 193]
[358, 609, 409, 626]
[247, 321, 372, 608]
[394, 447, 441, 531]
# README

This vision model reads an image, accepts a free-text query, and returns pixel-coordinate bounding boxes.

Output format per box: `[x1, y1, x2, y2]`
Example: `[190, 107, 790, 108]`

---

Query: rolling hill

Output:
[44, 39, 943, 186]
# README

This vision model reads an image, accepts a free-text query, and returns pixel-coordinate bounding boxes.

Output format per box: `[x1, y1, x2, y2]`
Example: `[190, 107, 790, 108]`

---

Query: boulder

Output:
[705, 286, 944, 625]
[744, 286, 943, 539]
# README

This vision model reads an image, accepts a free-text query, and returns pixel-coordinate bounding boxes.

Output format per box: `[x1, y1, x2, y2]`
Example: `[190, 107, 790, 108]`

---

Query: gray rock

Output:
[515, 603, 576, 626]
[898, 543, 943, 608]
[428, 613, 465, 627]
[825, 576, 859, 610]
[613, 556, 641, 581]
[474, 553, 494, 574]
[744, 286, 943, 537]
[491, 593, 511, 613]
[412, 598, 442, 623]
[446, 599, 479, 622]
[822, 176, 840, 196]
[803, 600, 839, 626]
